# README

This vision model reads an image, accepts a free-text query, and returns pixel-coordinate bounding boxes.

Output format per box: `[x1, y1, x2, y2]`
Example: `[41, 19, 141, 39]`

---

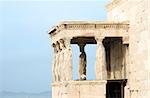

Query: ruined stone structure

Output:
[49, 0, 150, 98]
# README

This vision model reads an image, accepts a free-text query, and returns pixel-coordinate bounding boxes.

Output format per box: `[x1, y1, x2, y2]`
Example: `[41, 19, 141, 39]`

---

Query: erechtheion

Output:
[49, 0, 150, 98]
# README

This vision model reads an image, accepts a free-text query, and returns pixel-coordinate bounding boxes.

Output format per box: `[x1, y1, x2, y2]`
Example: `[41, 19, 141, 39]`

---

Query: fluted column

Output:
[78, 43, 86, 80]
[95, 37, 106, 80]
[64, 38, 73, 81]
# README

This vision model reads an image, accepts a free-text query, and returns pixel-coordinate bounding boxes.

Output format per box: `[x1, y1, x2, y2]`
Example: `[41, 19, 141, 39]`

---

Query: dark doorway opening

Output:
[106, 79, 127, 98]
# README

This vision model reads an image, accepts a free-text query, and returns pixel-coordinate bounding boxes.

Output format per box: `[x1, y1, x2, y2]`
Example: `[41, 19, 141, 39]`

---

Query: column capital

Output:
[64, 37, 72, 47]
[64, 37, 72, 42]
[95, 36, 105, 43]
[123, 36, 129, 44]
[95, 36, 105, 41]
[78, 43, 86, 52]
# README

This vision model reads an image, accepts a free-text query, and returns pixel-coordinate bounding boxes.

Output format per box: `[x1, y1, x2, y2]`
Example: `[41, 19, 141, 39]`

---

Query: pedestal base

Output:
[52, 80, 107, 98]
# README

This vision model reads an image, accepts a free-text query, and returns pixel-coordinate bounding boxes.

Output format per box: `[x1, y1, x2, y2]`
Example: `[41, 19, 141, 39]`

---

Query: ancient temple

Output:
[48, 0, 150, 98]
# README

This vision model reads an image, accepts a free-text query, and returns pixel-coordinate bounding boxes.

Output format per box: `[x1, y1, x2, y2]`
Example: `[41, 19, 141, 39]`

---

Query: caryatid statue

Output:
[55, 41, 61, 81]
[78, 43, 87, 80]
[59, 39, 66, 81]
[52, 43, 57, 82]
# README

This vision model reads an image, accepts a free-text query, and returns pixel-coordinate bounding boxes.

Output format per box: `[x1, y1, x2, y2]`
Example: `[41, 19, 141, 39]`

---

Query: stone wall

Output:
[107, 0, 150, 97]
[52, 80, 106, 98]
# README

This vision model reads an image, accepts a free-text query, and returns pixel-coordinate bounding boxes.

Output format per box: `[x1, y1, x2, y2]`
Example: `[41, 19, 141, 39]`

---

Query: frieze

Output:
[65, 24, 129, 30]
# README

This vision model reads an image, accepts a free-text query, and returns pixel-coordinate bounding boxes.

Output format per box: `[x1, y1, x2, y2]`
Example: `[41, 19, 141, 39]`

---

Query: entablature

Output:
[48, 21, 129, 44]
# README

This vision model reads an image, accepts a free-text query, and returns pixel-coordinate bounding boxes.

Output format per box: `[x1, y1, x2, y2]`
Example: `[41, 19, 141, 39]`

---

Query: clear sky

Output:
[0, 0, 110, 93]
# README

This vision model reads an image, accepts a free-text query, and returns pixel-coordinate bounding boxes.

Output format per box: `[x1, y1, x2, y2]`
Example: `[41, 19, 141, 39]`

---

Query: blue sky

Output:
[0, 0, 110, 93]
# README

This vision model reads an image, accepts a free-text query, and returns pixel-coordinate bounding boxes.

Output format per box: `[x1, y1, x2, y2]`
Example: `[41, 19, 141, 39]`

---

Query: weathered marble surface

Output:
[52, 80, 107, 98]
[107, 0, 150, 98]
[49, 0, 149, 98]
[95, 37, 106, 80]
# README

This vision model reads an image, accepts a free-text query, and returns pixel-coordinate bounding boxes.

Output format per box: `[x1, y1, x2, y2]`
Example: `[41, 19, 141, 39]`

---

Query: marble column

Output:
[95, 37, 106, 80]
[78, 43, 86, 80]
[64, 38, 73, 81]
[52, 43, 57, 82]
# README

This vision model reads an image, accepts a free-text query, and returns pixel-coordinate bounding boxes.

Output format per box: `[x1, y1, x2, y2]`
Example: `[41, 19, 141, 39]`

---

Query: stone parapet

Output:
[52, 80, 107, 98]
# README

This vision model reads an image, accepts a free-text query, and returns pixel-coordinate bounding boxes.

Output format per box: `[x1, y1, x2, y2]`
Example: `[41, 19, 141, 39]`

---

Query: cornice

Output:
[48, 21, 129, 36]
